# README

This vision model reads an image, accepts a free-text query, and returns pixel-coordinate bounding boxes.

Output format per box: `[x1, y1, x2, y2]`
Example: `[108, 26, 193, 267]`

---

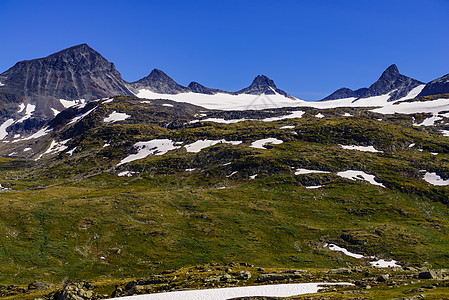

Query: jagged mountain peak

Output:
[359, 64, 423, 101]
[237, 75, 294, 99]
[418, 73, 449, 97]
[131, 69, 189, 94]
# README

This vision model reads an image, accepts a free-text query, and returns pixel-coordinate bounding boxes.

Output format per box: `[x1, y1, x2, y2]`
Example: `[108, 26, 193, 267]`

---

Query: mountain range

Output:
[0, 43, 448, 139]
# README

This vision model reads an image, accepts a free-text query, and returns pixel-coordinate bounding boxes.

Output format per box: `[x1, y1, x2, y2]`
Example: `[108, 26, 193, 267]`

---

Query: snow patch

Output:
[370, 259, 401, 268]
[280, 125, 295, 129]
[109, 282, 353, 300]
[162, 103, 174, 107]
[343, 113, 352, 117]
[306, 185, 323, 189]
[295, 169, 330, 175]
[340, 145, 382, 153]
[137, 90, 304, 111]
[69, 107, 96, 125]
[249, 174, 257, 180]
[327, 243, 364, 259]
[16, 104, 36, 123]
[315, 113, 325, 118]
[250, 138, 283, 149]
[60, 99, 86, 108]
[414, 115, 443, 126]
[337, 170, 385, 187]
[104, 111, 130, 123]
[51, 108, 60, 116]
[23, 148, 32, 152]
[423, 172, 449, 186]
[184, 140, 242, 153]
[35, 139, 71, 160]
[12, 126, 52, 143]
[103, 98, 114, 104]
[0, 119, 14, 139]
[261, 110, 305, 122]
[118, 171, 136, 177]
[66, 147, 77, 156]
[118, 139, 180, 166]
[17, 103, 25, 113]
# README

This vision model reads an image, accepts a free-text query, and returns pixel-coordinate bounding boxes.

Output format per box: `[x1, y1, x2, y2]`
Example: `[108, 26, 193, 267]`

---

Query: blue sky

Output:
[1, 0, 448, 100]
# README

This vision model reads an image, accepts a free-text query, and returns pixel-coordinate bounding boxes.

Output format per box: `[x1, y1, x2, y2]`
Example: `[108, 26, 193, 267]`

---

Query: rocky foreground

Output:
[2, 263, 449, 300]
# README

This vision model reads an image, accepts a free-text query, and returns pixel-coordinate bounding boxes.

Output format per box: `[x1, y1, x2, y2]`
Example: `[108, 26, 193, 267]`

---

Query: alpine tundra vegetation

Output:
[1, 45, 449, 299]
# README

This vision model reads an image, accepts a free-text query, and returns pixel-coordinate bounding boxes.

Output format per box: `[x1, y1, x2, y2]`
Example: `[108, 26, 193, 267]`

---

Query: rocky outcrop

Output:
[52, 282, 100, 300]
[418, 73, 449, 97]
[237, 75, 295, 99]
[130, 69, 189, 94]
[321, 87, 368, 101]
[358, 64, 423, 101]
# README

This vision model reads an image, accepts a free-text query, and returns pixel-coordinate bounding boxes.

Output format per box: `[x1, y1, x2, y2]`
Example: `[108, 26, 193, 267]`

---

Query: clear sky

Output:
[1, 0, 448, 100]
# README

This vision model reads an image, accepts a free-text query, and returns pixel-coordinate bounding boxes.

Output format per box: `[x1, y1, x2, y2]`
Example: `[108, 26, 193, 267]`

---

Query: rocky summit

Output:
[358, 64, 423, 101]
[418, 73, 449, 97]
[237, 75, 295, 99]
[130, 68, 190, 94]
[0, 44, 133, 119]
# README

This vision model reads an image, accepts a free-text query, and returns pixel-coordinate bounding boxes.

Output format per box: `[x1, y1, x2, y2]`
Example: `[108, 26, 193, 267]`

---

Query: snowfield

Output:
[104, 111, 131, 123]
[108, 282, 353, 300]
[136, 90, 304, 111]
[118, 139, 180, 166]
[423, 172, 449, 186]
[336, 170, 385, 187]
[0, 119, 14, 139]
[250, 138, 284, 149]
[340, 145, 382, 153]
[326, 244, 401, 268]
[295, 168, 330, 175]
[184, 140, 242, 153]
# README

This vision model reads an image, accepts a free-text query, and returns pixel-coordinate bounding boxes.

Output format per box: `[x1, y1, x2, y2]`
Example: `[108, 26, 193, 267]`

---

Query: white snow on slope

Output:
[17, 103, 25, 113]
[396, 84, 426, 102]
[441, 130, 449, 137]
[326, 244, 401, 268]
[414, 115, 443, 126]
[162, 103, 174, 107]
[336, 170, 385, 187]
[51, 108, 60, 116]
[371, 98, 449, 116]
[315, 113, 325, 118]
[0, 81, 4, 87]
[12, 126, 52, 143]
[137, 90, 304, 111]
[280, 125, 295, 129]
[184, 140, 242, 153]
[0, 119, 14, 139]
[108, 282, 352, 300]
[190, 110, 305, 125]
[326, 243, 364, 259]
[69, 107, 96, 125]
[16, 104, 36, 123]
[118, 139, 180, 166]
[370, 259, 401, 268]
[60, 99, 86, 108]
[423, 172, 449, 186]
[35, 139, 71, 160]
[118, 171, 136, 177]
[250, 138, 283, 149]
[104, 111, 130, 123]
[340, 145, 382, 153]
[295, 169, 330, 175]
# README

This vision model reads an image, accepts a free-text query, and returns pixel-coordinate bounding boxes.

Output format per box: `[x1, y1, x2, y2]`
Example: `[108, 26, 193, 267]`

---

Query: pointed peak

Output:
[380, 64, 400, 78]
[250, 75, 277, 88]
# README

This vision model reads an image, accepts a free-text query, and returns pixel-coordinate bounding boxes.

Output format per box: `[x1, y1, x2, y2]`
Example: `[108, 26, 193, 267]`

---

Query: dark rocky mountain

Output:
[187, 81, 231, 95]
[0, 44, 133, 119]
[321, 87, 368, 101]
[130, 69, 189, 94]
[357, 64, 423, 101]
[418, 73, 449, 97]
[236, 75, 295, 99]
[322, 65, 424, 102]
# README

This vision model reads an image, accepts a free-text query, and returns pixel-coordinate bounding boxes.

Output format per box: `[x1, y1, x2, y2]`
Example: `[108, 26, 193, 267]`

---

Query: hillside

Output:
[0, 94, 449, 298]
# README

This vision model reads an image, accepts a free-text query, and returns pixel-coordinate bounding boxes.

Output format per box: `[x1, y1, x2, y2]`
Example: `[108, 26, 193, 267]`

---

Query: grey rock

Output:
[357, 64, 423, 101]
[418, 73, 449, 97]
[131, 69, 189, 94]
[321, 87, 368, 101]
[28, 281, 51, 290]
[239, 270, 252, 280]
[418, 269, 444, 280]
[377, 274, 390, 282]
[236, 75, 295, 99]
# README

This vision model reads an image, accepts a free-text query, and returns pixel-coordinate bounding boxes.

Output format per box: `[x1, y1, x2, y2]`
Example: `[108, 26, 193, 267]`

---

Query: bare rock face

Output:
[237, 75, 295, 99]
[358, 64, 423, 101]
[130, 69, 189, 94]
[0, 44, 133, 119]
[418, 73, 449, 97]
[321, 87, 368, 101]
